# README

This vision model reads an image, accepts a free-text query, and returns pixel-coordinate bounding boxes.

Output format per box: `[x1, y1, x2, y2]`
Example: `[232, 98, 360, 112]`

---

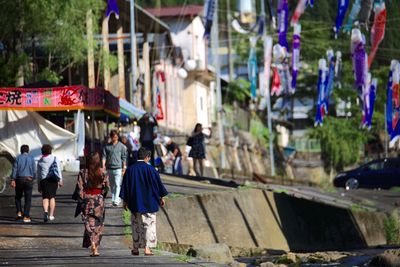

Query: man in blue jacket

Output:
[10, 144, 36, 223]
[120, 147, 168, 256]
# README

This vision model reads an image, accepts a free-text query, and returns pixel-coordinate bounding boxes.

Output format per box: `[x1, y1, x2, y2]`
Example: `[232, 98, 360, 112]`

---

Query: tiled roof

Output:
[145, 5, 203, 18]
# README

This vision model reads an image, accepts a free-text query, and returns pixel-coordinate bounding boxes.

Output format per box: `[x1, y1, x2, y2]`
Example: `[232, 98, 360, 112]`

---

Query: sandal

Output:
[131, 249, 139, 256]
[90, 249, 100, 257]
[90, 243, 100, 257]
[144, 249, 154, 256]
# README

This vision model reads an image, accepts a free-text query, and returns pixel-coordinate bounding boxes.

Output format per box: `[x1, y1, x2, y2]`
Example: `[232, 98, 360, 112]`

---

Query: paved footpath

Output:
[0, 172, 230, 266]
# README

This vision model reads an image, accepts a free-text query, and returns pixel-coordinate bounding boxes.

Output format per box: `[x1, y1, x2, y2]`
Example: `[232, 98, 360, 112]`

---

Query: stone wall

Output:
[157, 188, 387, 252]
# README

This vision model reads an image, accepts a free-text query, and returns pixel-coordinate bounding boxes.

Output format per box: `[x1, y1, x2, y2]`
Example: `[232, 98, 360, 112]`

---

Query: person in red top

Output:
[74, 152, 109, 257]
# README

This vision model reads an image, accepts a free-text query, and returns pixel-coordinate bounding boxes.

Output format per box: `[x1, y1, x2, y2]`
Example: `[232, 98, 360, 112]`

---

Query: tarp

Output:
[0, 110, 77, 165]
[120, 98, 146, 122]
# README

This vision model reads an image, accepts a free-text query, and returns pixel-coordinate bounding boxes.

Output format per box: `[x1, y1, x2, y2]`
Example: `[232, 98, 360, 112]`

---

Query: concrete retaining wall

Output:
[157, 189, 387, 252]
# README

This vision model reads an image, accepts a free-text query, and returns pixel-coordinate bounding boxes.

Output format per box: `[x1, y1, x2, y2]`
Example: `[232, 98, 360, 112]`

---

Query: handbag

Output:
[47, 157, 61, 182]
[186, 136, 194, 147]
[72, 184, 81, 201]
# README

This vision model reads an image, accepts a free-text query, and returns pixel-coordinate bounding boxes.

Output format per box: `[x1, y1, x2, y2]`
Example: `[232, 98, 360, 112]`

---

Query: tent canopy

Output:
[0, 110, 76, 163]
[120, 98, 146, 123]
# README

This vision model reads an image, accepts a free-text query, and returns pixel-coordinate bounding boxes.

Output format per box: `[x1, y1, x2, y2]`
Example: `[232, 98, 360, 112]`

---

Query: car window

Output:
[385, 159, 400, 169]
[366, 162, 384, 170]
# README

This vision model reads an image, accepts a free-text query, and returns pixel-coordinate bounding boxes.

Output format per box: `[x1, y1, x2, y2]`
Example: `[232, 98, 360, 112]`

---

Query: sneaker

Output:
[16, 212, 23, 220]
[23, 217, 31, 223]
[44, 212, 49, 222]
[111, 202, 118, 207]
[49, 216, 55, 221]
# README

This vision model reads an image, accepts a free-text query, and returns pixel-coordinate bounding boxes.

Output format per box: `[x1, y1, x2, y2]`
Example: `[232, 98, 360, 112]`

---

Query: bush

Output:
[384, 211, 400, 245]
[309, 117, 370, 172]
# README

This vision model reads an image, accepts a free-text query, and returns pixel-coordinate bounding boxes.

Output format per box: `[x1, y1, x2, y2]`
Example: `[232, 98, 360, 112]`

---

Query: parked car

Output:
[333, 158, 400, 190]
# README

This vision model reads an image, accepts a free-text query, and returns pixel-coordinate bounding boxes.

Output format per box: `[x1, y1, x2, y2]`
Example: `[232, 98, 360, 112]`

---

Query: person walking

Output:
[102, 130, 127, 207]
[163, 136, 183, 175]
[127, 128, 140, 166]
[188, 123, 212, 177]
[138, 113, 158, 165]
[119, 147, 168, 256]
[10, 145, 36, 223]
[74, 152, 109, 257]
[37, 144, 63, 222]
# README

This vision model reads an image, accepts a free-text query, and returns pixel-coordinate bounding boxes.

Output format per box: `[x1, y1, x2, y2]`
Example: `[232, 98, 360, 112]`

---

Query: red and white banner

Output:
[0, 86, 120, 117]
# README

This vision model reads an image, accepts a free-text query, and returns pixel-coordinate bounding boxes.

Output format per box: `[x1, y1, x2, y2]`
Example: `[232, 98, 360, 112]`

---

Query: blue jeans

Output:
[173, 157, 183, 175]
[107, 169, 122, 205]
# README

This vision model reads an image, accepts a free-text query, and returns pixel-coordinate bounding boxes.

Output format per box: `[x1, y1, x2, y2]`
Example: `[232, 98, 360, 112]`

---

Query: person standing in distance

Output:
[138, 113, 158, 165]
[102, 130, 127, 207]
[10, 145, 36, 223]
[120, 147, 168, 256]
[188, 123, 212, 177]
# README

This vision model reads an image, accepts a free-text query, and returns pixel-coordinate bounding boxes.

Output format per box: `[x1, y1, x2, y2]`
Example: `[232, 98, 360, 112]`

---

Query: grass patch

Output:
[349, 204, 369, 212]
[174, 254, 193, 262]
[165, 192, 184, 199]
[122, 210, 132, 236]
[238, 183, 258, 190]
[318, 176, 337, 193]
[384, 211, 400, 245]
[323, 186, 337, 194]
[390, 187, 400, 193]
[272, 188, 289, 194]
[360, 199, 376, 207]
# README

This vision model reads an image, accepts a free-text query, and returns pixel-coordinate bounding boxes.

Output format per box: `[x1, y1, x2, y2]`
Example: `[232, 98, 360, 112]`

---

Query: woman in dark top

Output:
[188, 123, 211, 177]
[75, 152, 109, 257]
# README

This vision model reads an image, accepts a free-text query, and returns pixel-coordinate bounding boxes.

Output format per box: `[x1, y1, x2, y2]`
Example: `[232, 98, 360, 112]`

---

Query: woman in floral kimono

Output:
[75, 152, 109, 256]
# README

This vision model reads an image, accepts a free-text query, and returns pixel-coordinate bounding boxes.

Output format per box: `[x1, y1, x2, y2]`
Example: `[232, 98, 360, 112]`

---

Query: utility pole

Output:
[130, 0, 137, 104]
[226, 0, 234, 81]
[260, 0, 276, 176]
[86, 9, 95, 88]
[86, 9, 95, 153]
[212, 0, 227, 169]
[143, 34, 151, 112]
[117, 20, 125, 99]
[384, 103, 388, 157]
[102, 16, 111, 90]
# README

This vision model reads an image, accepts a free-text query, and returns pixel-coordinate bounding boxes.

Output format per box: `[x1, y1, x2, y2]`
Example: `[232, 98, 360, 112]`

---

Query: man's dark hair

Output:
[41, 144, 52, 155]
[110, 130, 118, 138]
[138, 147, 151, 160]
[20, 145, 29, 153]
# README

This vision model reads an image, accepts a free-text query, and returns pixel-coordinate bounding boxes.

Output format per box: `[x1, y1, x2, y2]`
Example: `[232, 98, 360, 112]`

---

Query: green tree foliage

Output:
[226, 1, 400, 170]
[309, 117, 370, 171]
[384, 211, 400, 245]
[0, 0, 105, 86]
[226, 78, 250, 102]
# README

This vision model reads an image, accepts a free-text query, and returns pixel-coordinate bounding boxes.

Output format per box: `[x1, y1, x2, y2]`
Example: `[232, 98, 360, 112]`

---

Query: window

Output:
[385, 159, 400, 169]
[367, 161, 384, 170]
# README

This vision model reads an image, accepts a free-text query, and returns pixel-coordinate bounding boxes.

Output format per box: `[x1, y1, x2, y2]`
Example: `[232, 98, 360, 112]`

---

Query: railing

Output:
[290, 138, 321, 153]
